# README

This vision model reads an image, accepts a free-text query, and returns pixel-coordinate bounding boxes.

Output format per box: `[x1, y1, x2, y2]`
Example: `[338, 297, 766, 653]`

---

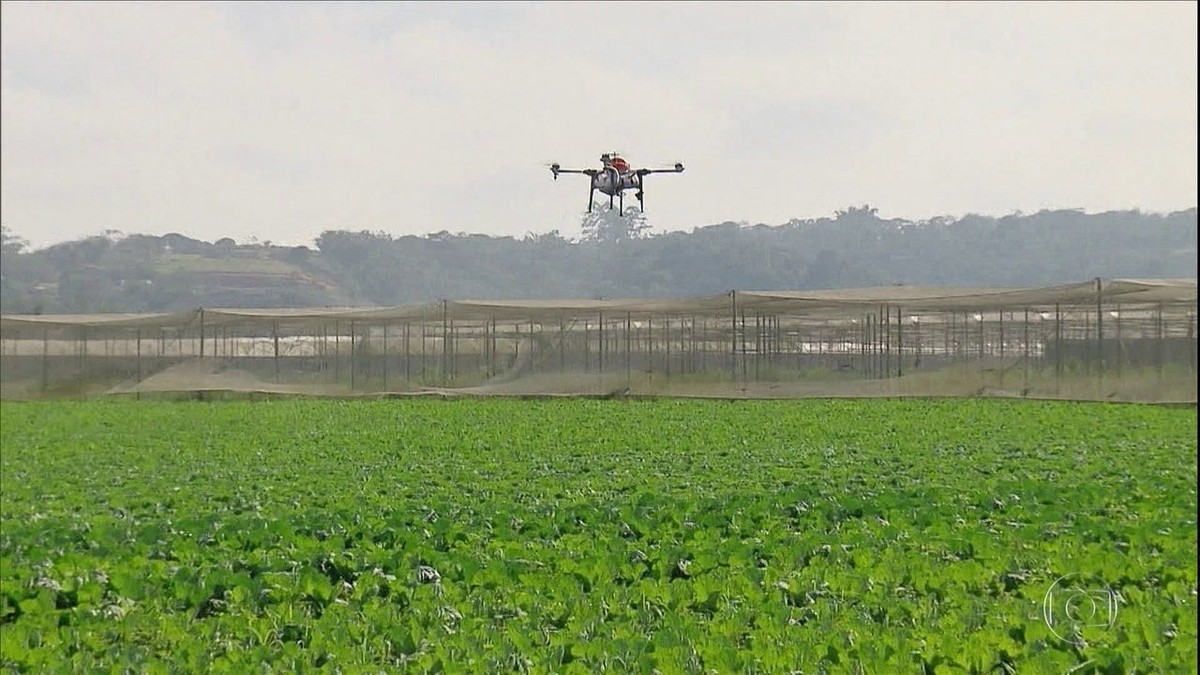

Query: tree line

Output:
[1, 206, 1195, 314]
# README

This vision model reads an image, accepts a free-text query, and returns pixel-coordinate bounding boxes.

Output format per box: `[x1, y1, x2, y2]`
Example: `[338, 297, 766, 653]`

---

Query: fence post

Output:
[79, 324, 87, 391]
[647, 317, 654, 377]
[667, 316, 673, 379]
[864, 312, 873, 374]
[729, 291, 737, 381]
[882, 305, 890, 380]
[740, 308, 748, 384]
[1188, 306, 1196, 376]
[350, 320, 356, 390]
[1022, 309, 1029, 393]
[41, 329, 49, 393]
[1114, 304, 1121, 385]
[977, 311, 984, 361]
[626, 312, 632, 389]
[870, 312, 877, 379]
[947, 313, 954, 361]
[1156, 303, 1164, 385]
[441, 301, 449, 385]
[998, 311, 1004, 359]
[599, 312, 605, 375]
[1054, 304, 1062, 395]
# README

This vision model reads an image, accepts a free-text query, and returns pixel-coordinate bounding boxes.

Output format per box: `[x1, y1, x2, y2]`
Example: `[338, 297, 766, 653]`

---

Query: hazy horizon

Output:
[5, 205, 1199, 254]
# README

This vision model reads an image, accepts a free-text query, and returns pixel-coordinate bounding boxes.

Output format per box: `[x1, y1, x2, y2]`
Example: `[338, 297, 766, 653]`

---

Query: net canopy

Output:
[2, 278, 1195, 402]
[736, 278, 1197, 312]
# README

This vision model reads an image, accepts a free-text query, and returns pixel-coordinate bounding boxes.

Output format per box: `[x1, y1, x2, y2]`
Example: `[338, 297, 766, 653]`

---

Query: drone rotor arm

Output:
[639, 163, 685, 175]
[549, 167, 595, 176]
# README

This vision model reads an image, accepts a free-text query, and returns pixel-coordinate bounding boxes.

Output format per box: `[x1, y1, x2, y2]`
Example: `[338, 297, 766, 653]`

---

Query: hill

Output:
[1, 206, 1195, 313]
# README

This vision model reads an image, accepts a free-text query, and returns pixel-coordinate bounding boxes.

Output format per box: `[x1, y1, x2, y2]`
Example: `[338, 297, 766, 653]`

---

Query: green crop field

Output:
[0, 399, 1196, 673]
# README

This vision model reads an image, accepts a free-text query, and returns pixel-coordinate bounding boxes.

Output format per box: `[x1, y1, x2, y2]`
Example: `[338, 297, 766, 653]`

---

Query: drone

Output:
[549, 152, 685, 213]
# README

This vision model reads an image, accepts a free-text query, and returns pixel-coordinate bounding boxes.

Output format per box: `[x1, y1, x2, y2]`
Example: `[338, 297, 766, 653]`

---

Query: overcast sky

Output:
[2, 1, 1196, 250]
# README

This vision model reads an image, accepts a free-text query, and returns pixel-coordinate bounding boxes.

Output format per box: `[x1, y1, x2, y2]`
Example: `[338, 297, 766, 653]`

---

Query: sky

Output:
[1, 1, 1196, 251]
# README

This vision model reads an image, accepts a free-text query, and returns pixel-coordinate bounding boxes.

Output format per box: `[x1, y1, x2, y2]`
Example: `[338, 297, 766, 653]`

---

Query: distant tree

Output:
[524, 229, 568, 244]
[284, 246, 312, 265]
[804, 249, 852, 289]
[1, 226, 33, 312]
[2, 225, 28, 255]
[2, 208, 1196, 311]
[835, 204, 879, 220]
[161, 232, 210, 254]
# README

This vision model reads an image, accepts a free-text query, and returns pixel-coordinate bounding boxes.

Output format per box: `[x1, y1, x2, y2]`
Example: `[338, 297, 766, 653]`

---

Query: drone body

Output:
[550, 152, 685, 213]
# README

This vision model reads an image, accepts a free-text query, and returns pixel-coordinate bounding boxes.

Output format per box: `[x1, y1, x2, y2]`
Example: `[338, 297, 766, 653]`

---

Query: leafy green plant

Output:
[1, 399, 1195, 672]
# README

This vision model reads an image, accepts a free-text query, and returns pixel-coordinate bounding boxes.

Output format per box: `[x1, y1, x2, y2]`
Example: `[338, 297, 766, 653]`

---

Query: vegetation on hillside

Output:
[1, 206, 1195, 313]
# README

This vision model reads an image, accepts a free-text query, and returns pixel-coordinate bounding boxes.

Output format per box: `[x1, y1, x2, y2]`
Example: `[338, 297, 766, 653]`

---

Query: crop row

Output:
[1, 398, 1196, 672]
